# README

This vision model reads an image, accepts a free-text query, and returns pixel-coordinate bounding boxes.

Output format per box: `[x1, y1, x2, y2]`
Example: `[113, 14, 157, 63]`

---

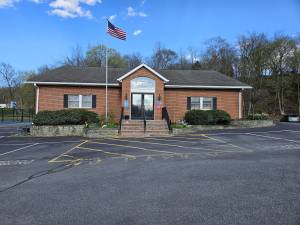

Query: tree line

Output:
[0, 32, 299, 117]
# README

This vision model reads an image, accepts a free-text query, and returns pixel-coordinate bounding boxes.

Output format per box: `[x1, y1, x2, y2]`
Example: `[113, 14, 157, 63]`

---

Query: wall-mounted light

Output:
[156, 94, 161, 109]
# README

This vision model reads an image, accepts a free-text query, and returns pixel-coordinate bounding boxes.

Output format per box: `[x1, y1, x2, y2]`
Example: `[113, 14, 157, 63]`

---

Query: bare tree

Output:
[124, 53, 143, 69]
[150, 43, 177, 69]
[62, 45, 86, 67]
[237, 33, 270, 117]
[201, 37, 237, 77]
[187, 46, 199, 65]
[267, 34, 297, 115]
[0, 63, 16, 101]
[176, 49, 190, 69]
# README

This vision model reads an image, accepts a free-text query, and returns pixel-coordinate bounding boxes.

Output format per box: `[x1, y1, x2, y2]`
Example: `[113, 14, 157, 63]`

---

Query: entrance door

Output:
[131, 93, 154, 120]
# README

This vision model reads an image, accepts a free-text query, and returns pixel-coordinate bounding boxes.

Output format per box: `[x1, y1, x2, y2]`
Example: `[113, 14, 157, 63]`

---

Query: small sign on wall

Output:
[156, 100, 161, 109]
[124, 99, 129, 109]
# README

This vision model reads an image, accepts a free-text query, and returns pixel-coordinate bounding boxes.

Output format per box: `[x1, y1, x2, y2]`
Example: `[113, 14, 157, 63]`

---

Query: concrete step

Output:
[121, 131, 171, 137]
[120, 120, 170, 137]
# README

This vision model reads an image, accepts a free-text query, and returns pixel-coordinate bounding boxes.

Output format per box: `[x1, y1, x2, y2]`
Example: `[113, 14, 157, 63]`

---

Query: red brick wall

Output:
[38, 86, 122, 121]
[121, 67, 165, 120]
[164, 89, 240, 122]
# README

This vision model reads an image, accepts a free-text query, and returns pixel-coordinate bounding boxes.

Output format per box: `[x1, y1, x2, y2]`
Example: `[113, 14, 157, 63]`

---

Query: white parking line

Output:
[0, 143, 39, 157]
[0, 140, 81, 146]
[207, 129, 300, 136]
[247, 133, 300, 143]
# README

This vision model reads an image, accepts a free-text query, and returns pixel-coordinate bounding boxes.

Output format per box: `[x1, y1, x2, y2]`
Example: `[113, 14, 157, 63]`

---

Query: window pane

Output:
[68, 95, 79, 101]
[191, 97, 200, 103]
[68, 95, 79, 108]
[82, 95, 92, 108]
[191, 97, 201, 110]
[202, 97, 213, 110]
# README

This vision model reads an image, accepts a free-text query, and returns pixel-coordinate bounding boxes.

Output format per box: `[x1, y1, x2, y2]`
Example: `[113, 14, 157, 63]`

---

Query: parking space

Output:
[0, 122, 31, 138]
[0, 123, 300, 167]
[0, 122, 299, 225]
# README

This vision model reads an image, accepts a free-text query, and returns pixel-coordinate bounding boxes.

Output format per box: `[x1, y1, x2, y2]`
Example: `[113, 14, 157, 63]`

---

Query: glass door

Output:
[143, 94, 154, 120]
[131, 93, 154, 120]
[131, 93, 142, 120]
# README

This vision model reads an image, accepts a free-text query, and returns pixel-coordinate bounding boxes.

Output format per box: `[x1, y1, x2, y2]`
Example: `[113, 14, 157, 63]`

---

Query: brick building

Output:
[27, 64, 251, 122]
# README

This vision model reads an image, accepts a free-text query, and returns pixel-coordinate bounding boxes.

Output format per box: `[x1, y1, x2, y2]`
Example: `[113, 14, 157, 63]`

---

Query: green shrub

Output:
[99, 112, 116, 126]
[246, 113, 269, 120]
[33, 109, 99, 126]
[185, 110, 231, 125]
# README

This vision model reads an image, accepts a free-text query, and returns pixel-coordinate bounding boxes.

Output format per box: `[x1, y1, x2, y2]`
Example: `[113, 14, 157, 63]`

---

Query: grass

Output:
[171, 123, 188, 129]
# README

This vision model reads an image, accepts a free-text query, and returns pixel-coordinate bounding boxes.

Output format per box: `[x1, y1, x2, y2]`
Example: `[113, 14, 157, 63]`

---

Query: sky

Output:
[0, 0, 299, 72]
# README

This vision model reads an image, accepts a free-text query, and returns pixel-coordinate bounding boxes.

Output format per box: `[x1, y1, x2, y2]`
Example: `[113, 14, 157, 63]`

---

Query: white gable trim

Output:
[117, 63, 169, 83]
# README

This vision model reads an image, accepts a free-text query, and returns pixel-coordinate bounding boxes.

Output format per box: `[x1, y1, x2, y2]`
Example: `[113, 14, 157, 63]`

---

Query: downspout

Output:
[34, 83, 39, 114]
[238, 89, 242, 119]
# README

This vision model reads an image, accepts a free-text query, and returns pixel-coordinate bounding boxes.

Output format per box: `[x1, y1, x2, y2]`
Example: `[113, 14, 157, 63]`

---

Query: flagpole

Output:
[105, 19, 108, 124]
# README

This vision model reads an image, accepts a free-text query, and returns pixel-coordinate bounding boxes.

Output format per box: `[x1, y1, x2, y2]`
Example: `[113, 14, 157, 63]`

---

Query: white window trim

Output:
[191, 97, 213, 110]
[68, 94, 92, 109]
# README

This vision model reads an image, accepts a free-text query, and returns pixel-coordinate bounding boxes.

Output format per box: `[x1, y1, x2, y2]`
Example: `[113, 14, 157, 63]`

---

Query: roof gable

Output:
[117, 64, 169, 83]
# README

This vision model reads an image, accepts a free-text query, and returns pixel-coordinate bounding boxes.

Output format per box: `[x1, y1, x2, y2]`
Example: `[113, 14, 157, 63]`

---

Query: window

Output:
[67, 95, 93, 108]
[191, 97, 201, 110]
[202, 97, 213, 110]
[82, 95, 92, 108]
[190, 97, 214, 110]
[68, 95, 80, 108]
[131, 77, 155, 93]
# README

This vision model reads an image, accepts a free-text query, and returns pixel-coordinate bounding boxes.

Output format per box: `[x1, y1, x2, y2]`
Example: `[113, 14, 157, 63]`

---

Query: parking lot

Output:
[0, 122, 300, 225]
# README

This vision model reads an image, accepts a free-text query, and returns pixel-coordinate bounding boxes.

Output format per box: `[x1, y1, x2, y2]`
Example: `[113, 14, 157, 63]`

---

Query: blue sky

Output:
[0, 0, 299, 72]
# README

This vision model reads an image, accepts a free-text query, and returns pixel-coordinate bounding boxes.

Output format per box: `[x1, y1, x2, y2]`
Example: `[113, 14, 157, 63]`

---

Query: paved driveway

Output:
[0, 123, 299, 225]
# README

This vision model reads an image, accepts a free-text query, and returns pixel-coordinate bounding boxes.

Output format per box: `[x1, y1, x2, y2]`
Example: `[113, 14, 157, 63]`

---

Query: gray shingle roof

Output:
[27, 66, 251, 88]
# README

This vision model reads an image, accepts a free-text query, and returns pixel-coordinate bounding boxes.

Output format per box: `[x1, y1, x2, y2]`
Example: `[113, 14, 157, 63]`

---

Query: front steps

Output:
[120, 120, 171, 137]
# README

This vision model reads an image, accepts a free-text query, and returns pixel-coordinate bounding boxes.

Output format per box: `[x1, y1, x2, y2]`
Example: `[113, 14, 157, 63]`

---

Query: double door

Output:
[131, 93, 154, 120]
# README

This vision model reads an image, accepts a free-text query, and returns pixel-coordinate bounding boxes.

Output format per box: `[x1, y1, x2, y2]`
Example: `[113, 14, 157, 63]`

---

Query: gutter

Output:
[26, 81, 252, 90]
[25, 81, 120, 87]
[164, 85, 252, 89]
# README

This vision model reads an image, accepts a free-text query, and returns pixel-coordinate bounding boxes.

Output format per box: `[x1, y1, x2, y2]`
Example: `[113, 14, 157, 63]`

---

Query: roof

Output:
[117, 63, 169, 83]
[26, 65, 252, 89]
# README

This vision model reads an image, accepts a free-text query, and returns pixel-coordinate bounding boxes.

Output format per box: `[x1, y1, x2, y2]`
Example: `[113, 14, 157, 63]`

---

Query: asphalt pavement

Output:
[0, 122, 299, 225]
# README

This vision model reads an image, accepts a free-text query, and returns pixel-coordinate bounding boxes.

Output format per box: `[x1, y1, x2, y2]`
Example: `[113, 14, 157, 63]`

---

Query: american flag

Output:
[107, 20, 126, 40]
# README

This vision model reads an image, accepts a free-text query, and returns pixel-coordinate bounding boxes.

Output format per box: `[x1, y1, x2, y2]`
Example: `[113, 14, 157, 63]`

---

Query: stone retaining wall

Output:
[173, 120, 274, 135]
[83, 128, 119, 138]
[31, 125, 85, 137]
[31, 125, 119, 138]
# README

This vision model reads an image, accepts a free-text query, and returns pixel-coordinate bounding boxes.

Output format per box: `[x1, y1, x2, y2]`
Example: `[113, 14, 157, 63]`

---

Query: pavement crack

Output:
[0, 164, 74, 194]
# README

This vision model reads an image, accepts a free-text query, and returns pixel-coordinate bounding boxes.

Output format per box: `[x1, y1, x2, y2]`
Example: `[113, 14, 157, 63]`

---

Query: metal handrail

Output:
[142, 106, 146, 133]
[118, 107, 124, 134]
[162, 107, 172, 132]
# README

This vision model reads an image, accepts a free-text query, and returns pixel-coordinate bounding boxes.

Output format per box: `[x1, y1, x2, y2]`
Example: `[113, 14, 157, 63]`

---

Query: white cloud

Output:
[0, 0, 19, 8]
[109, 14, 116, 21]
[0, 0, 101, 19]
[30, 0, 43, 4]
[127, 6, 147, 17]
[133, 29, 142, 36]
[48, 0, 101, 19]
[140, 0, 146, 5]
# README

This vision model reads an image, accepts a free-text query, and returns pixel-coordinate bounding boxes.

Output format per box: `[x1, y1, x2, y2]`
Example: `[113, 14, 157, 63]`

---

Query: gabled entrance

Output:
[118, 64, 169, 120]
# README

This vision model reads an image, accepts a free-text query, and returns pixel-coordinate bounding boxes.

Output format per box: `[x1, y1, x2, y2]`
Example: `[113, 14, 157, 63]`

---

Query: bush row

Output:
[184, 110, 231, 125]
[33, 109, 99, 126]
